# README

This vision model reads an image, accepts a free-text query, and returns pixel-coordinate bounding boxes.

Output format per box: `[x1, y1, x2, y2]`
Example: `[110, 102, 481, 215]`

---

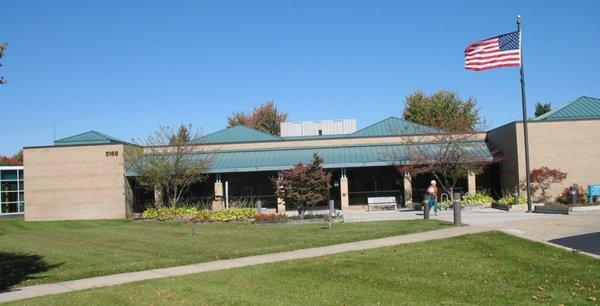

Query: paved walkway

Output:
[1, 210, 598, 303]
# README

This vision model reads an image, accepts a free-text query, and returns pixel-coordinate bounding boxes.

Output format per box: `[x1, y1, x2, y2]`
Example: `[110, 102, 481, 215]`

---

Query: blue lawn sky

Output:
[1, 0, 599, 155]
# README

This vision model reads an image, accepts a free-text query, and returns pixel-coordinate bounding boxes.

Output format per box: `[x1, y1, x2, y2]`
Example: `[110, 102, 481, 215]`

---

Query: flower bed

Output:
[142, 207, 255, 222]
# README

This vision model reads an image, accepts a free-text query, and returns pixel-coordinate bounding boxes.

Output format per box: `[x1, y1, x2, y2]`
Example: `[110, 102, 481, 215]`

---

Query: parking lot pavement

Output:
[548, 232, 600, 255]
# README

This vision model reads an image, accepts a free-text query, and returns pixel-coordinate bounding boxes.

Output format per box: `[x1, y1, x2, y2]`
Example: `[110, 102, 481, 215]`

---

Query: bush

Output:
[142, 207, 255, 222]
[556, 186, 588, 204]
[496, 194, 526, 205]
[254, 213, 288, 222]
[461, 192, 493, 205]
[211, 208, 256, 222]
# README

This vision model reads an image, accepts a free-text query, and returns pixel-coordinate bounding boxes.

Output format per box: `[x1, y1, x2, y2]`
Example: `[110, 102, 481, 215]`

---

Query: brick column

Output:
[403, 173, 412, 207]
[467, 171, 477, 195]
[212, 174, 224, 211]
[340, 168, 349, 211]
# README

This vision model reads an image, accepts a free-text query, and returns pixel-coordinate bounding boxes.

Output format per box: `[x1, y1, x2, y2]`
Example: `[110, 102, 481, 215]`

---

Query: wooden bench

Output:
[367, 197, 397, 211]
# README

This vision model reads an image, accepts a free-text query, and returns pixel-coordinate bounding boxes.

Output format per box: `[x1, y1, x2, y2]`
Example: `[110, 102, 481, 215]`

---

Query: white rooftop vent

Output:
[280, 119, 357, 137]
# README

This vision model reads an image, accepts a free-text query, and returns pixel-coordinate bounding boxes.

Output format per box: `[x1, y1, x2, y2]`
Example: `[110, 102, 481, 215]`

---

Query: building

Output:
[0, 166, 25, 216]
[24, 117, 492, 221]
[21, 96, 600, 221]
[487, 96, 600, 199]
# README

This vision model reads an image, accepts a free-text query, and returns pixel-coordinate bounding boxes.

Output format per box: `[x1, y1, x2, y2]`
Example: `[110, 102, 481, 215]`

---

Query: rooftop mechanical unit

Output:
[280, 119, 357, 137]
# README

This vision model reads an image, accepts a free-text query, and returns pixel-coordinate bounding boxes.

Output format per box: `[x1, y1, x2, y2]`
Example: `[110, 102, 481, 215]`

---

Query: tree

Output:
[395, 95, 492, 197]
[169, 124, 191, 145]
[520, 167, 567, 203]
[534, 102, 552, 117]
[274, 154, 331, 217]
[403, 90, 482, 132]
[0, 150, 23, 166]
[0, 42, 7, 85]
[127, 125, 213, 207]
[227, 101, 287, 135]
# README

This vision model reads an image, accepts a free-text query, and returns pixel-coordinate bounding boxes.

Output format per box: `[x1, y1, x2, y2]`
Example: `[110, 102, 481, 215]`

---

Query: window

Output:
[0, 167, 25, 215]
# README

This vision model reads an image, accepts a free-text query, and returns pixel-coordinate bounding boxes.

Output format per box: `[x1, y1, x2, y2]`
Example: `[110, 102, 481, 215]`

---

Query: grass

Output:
[0, 218, 450, 288]
[9, 232, 599, 305]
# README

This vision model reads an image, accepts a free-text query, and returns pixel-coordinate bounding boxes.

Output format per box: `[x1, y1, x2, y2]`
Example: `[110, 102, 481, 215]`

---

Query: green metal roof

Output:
[54, 131, 124, 146]
[126, 141, 491, 175]
[191, 125, 282, 144]
[349, 117, 438, 137]
[534, 96, 600, 121]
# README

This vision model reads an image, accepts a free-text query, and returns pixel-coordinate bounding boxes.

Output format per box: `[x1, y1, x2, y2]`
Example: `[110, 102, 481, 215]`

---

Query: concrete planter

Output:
[570, 205, 600, 212]
[491, 203, 511, 211]
[533, 205, 569, 215]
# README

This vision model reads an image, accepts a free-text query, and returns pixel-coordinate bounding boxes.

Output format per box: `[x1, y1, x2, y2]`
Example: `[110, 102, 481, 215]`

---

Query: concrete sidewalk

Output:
[1, 212, 598, 303]
[0, 225, 486, 303]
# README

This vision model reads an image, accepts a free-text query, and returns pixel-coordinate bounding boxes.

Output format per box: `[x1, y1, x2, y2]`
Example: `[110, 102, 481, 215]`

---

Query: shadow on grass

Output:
[0, 252, 60, 290]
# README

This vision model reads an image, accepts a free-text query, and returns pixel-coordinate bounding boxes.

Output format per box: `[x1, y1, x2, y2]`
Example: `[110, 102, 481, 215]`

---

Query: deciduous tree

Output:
[127, 125, 213, 207]
[0, 150, 23, 166]
[520, 167, 567, 203]
[227, 101, 287, 135]
[396, 94, 493, 197]
[403, 90, 482, 132]
[274, 154, 331, 217]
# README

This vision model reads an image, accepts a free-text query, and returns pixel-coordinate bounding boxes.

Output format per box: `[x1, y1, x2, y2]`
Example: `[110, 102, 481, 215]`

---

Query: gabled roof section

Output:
[191, 125, 282, 144]
[349, 117, 438, 137]
[54, 131, 124, 146]
[534, 96, 600, 121]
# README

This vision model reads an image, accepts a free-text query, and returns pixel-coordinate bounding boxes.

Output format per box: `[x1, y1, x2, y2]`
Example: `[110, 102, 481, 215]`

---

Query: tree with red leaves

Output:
[274, 154, 331, 217]
[227, 101, 288, 136]
[521, 167, 567, 203]
[0, 150, 23, 166]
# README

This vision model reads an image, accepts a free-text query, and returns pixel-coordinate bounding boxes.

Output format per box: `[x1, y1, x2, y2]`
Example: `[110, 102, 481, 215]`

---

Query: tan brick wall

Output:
[488, 119, 600, 201]
[23, 144, 130, 221]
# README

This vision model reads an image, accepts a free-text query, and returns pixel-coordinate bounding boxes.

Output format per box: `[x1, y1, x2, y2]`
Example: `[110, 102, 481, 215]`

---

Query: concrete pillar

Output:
[403, 173, 412, 207]
[154, 188, 163, 207]
[340, 168, 349, 211]
[212, 174, 224, 211]
[467, 171, 477, 195]
[276, 172, 286, 213]
[277, 197, 286, 213]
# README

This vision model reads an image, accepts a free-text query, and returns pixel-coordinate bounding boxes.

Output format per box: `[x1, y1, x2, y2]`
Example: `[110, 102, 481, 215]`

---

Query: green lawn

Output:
[10, 232, 599, 305]
[0, 218, 450, 288]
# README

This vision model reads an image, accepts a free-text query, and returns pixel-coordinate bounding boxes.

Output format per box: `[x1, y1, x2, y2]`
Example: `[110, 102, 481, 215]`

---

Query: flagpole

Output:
[517, 15, 533, 212]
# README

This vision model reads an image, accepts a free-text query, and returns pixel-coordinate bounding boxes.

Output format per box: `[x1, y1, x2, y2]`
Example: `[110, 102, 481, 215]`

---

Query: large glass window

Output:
[1, 170, 17, 180]
[1, 181, 18, 191]
[0, 167, 25, 215]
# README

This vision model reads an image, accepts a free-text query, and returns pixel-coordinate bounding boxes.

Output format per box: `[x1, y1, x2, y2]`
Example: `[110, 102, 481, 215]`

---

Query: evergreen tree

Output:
[534, 102, 552, 117]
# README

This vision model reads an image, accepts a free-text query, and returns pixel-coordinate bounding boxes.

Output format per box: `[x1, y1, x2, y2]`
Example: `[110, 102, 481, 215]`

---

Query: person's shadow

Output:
[0, 252, 60, 290]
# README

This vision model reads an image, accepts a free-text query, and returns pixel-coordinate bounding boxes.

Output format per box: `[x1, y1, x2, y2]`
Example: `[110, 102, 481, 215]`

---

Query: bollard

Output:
[424, 194, 430, 220]
[256, 200, 262, 212]
[513, 186, 520, 206]
[570, 186, 578, 205]
[453, 192, 461, 226]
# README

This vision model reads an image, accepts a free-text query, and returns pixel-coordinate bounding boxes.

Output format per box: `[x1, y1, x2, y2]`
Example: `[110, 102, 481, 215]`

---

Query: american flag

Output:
[465, 31, 520, 71]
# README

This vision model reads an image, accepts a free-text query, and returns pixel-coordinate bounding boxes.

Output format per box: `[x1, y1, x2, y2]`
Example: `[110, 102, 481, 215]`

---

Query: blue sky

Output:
[1, 0, 599, 155]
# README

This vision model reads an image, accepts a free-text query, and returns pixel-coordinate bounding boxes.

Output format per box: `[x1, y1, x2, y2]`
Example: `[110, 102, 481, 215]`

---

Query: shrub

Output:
[520, 167, 567, 203]
[461, 192, 493, 205]
[556, 185, 588, 204]
[194, 209, 212, 221]
[496, 194, 526, 205]
[211, 208, 256, 222]
[254, 213, 288, 222]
